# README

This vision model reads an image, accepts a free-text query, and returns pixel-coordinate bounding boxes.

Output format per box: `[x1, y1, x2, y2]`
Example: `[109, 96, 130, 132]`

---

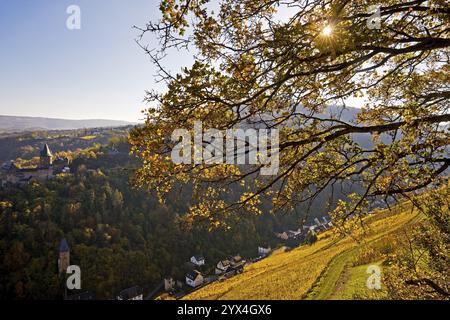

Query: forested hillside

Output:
[0, 133, 305, 299]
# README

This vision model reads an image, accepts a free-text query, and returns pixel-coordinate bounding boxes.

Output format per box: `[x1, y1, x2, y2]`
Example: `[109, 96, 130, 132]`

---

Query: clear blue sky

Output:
[0, 0, 187, 122]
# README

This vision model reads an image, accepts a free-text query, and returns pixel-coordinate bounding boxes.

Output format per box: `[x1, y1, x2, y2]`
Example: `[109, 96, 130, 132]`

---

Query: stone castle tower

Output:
[58, 238, 70, 274]
[40, 144, 53, 168]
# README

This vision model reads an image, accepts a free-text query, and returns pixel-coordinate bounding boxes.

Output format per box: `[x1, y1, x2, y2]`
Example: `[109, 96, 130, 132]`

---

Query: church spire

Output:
[40, 144, 53, 157]
[39, 144, 53, 167]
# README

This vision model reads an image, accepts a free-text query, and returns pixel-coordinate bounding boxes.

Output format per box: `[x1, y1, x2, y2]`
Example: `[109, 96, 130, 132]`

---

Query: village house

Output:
[190, 255, 205, 266]
[314, 224, 328, 233]
[232, 255, 243, 263]
[215, 259, 231, 275]
[323, 216, 333, 228]
[287, 229, 302, 238]
[258, 246, 271, 257]
[186, 270, 204, 288]
[215, 255, 244, 274]
[302, 217, 332, 234]
[274, 216, 333, 249]
[164, 278, 176, 291]
[275, 231, 289, 240]
[116, 285, 144, 300]
[275, 228, 304, 240]
[305, 228, 318, 244]
[286, 229, 307, 248]
[286, 237, 303, 248]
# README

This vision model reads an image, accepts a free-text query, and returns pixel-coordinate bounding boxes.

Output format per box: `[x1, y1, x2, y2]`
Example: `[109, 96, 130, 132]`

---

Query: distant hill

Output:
[0, 115, 135, 132]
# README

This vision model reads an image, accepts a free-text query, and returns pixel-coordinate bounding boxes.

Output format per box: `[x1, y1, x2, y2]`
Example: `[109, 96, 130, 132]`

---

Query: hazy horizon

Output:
[0, 0, 193, 123]
[0, 113, 139, 122]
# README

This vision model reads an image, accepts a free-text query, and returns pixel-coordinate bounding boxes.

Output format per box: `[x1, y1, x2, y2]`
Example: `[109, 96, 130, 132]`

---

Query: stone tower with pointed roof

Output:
[40, 144, 53, 168]
[58, 238, 70, 274]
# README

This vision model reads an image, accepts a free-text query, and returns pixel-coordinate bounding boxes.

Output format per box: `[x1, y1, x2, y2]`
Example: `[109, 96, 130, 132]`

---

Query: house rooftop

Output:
[218, 259, 231, 266]
[186, 270, 202, 280]
[117, 285, 143, 300]
[231, 255, 242, 262]
[59, 238, 69, 253]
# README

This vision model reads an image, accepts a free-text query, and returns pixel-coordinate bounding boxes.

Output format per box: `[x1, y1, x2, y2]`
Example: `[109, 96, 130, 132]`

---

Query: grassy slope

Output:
[184, 208, 417, 300]
[307, 211, 421, 300]
[329, 261, 387, 300]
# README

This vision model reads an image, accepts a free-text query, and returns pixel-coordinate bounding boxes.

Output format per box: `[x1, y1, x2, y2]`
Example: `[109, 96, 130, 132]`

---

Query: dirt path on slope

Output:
[305, 212, 420, 300]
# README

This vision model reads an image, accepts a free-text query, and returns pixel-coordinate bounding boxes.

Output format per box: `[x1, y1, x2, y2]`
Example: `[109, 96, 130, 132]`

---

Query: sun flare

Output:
[321, 25, 333, 36]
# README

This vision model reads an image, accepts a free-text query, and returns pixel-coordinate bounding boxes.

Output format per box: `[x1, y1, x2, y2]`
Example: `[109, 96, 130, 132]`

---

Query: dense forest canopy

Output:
[0, 137, 298, 299]
[130, 0, 450, 228]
